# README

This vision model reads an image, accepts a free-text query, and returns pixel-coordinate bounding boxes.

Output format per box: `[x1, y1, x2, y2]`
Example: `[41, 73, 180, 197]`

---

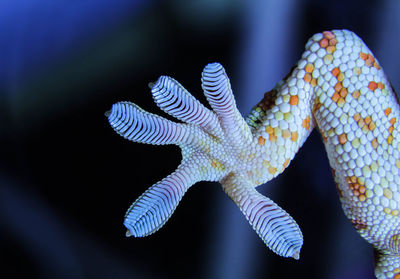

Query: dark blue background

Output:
[2, 0, 400, 278]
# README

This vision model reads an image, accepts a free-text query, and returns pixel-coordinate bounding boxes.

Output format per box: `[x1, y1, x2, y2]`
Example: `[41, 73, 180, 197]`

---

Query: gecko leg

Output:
[107, 63, 303, 259]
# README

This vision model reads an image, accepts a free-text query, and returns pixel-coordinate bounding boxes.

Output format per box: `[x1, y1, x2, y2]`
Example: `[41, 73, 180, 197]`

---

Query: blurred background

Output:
[2, 0, 400, 278]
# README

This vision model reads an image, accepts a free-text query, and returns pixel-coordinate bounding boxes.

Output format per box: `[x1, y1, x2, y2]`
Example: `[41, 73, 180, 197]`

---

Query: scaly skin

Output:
[107, 30, 400, 278]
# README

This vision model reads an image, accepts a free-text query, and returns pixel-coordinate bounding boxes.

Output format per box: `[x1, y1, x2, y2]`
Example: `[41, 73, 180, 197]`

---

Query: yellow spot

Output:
[323, 54, 333, 64]
[353, 67, 361, 75]
[266, 126, 274, 134]
[384, 207, 391, 214]
[310, 78, 317, 87]
[326, 45, 335, 53]
[258, 136, 265, 146]
[337, 97, 346, 107]
[283, 158, 290, 169]
[368, 122, 376, 131]
[282, 129, 291, 138]
[353, 113, 361, 121]
[210, 159, 225, 171]
[384, 188, 393, 199]
[273, 127, 282, 137]
[337, 73, 345, 82]
[388, 135, 394, 145]
[262, 160, 269, 168]
[362, 165, 371, 178]
[370, 161, 379, 172]
[291, 131, 298, 142]
[392, 210, 399, 216]
[359, 195, 366, 202]
[284, 112, 293, 122]
[352, 138, 361, 148]
[396, 159, 400, 169]
[352, 90, 361, 99]
[282, 94, 290, 103]
[268, 166, 277, 175]
[365, 189, 373, 198]
[371, 138, 378, 149]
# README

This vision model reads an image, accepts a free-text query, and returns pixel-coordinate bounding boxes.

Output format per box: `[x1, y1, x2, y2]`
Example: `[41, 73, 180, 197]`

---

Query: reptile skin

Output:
[107, 30, 400, 279]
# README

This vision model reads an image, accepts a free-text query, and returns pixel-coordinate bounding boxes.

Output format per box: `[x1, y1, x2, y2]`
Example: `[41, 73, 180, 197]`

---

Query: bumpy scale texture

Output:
[107, 30, 400, 279]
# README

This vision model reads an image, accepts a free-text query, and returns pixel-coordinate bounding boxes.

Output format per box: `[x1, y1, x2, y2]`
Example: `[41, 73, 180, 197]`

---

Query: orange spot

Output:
[268, 166, 277, 175]
[304, 73, 312, 83]
[359, 52, 368, 60]
[390, 118, 397, 125]
[291, 131, 298, 142]
[353, 113, 361, 122]
[305, 64, 314, 73]
[339, 88, 348, 98]
[289, 95, 299, 106]
[338, 133, 347, 144]
[374, 62, 381, 70]
[302, 116, 311, 130]
[258, 136, 265, 146]
[358, 195, 366, 202]
[266, 126, 274, 134]
[365, 57, 374, 67]
[319, 38, 328, 48]
[269, 134, 277, 142]
[378, 82, 385, 89]
[328, 38, 337, 46]
[364, 116, 372, 125]
[211, 161, 217, 168]
[389, 126, 394, 134]
[394, 273, 400, 279]
[283, 159, 290, 169]
[368, 81, 378, 91]
[352, 90, 361, 99]
[332, 92, 340, 102]
[334, 82, 343, 92]
[331, 67, 340, 77]
[323, 31, 335, 40]
[359, 186, 366, 194]
[385, 108, 392, 116]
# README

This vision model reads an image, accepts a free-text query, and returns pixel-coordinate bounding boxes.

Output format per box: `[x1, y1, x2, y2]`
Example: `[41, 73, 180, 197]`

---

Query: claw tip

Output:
[126, 230, 132, 237]
[291, 249, 300, 260]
